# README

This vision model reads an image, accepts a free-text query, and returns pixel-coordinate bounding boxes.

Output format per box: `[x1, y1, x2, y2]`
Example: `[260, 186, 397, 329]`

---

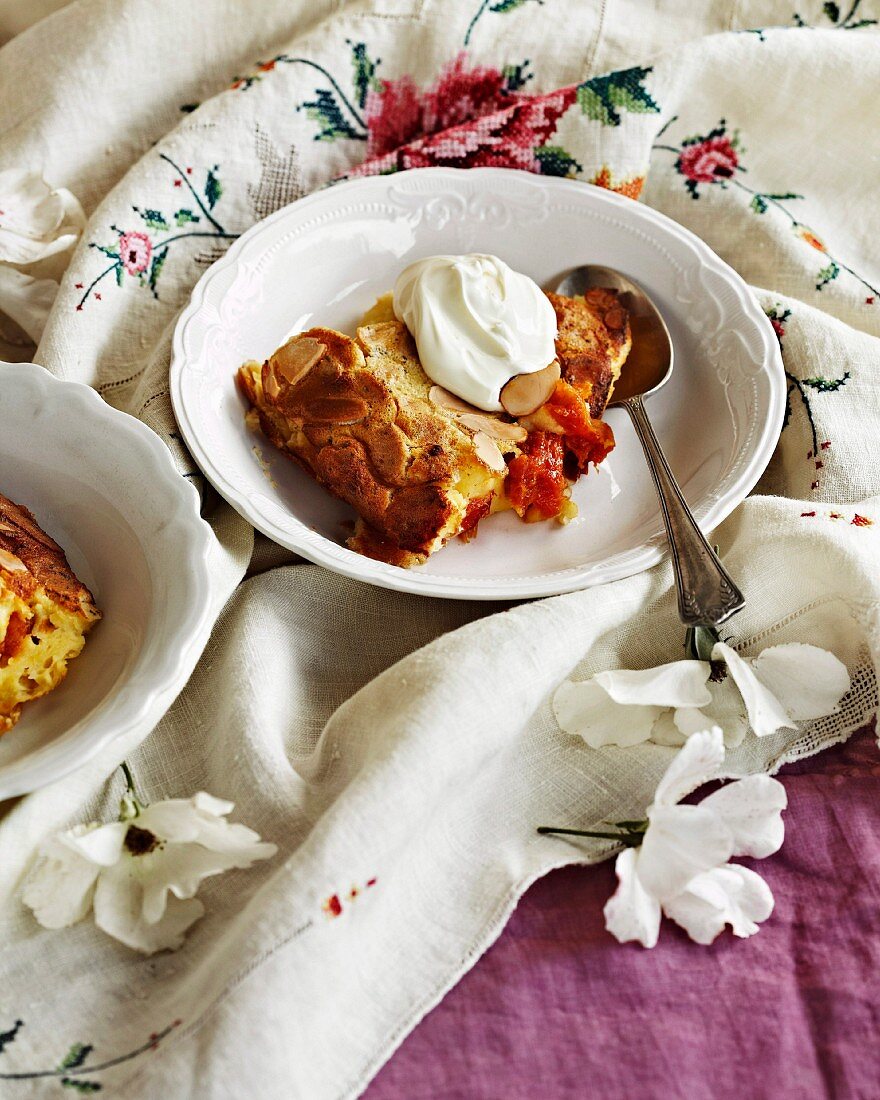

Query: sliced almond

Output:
[473, 431, 506, 473]
[428, 385, 479, 414]
[500, 361, 561, 417]
[457, 412, 528, 443]
[303, 397, 368, 424]
[0, 547, 28, 573]
[272, 337, 326, 386]
[263, 363, 281, 401]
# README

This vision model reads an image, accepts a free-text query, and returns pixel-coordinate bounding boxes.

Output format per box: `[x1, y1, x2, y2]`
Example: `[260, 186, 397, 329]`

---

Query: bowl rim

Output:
[0, 362, 216, 800]
[171, 166, 785, 601]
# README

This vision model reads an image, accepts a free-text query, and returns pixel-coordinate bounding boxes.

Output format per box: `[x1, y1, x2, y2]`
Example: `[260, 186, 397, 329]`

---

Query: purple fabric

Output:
[367, 727, 880, 1099]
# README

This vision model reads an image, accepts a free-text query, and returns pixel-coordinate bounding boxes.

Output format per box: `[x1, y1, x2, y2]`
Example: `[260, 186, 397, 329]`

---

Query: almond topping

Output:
[272, 337, 326, 386]
[0, 547, 28, 573]
[457, 413, 528, 443]
[428, 385, 479, 414]
[303, 397, 368, 424]
[473, 432, 507, 473]
[500, 361, 561, 417]
[263, 364, 281, 401]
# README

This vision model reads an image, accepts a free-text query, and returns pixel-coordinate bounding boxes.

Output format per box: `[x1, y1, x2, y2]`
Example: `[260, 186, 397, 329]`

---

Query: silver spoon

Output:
[553, 265, 744, 628]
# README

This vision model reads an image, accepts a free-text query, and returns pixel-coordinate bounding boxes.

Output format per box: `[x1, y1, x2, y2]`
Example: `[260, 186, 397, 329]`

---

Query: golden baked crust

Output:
[237, 325, 509, 565]
[548, 288, 631, 416]
[237, 286, 630, 567]
[0, 493, 101, 733]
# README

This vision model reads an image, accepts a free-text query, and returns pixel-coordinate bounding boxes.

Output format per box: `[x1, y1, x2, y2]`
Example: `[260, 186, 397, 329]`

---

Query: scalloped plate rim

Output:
[170, 167, 785, 601]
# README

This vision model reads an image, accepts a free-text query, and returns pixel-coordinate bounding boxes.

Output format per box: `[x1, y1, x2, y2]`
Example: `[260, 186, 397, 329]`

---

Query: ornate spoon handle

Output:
[623, 395, 745, 628]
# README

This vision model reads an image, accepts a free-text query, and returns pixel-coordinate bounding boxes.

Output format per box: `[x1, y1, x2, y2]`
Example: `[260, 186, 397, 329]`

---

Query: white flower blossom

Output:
[602, 728, 786, 947]
[0, 169, 85, 342]
[23, 791, 276, 954]
[553, 642, 850, 749]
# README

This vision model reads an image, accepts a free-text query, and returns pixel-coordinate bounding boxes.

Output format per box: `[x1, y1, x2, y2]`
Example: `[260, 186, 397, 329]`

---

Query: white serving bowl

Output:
[0, 363, 215, 800]
[171, 167, 784, 601]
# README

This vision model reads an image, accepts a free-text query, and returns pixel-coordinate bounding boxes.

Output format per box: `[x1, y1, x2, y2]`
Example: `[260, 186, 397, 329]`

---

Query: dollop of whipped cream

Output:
[393, 254, 557, 412]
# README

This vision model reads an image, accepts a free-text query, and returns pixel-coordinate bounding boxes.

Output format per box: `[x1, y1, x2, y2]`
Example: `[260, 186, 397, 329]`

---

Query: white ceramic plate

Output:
[0, 364, 215, 800]
[171, 168, 784, 601]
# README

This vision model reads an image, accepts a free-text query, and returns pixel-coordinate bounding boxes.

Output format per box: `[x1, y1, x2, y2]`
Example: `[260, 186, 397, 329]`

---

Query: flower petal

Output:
[138, 839, 278, 925]
[651, 726, 725, 808]
[700, 775, 787, 857]
[650, 710, 688, 747]
[552, 678, 662, 748]
[713, 642, 796, 738]
[60, 821, 127, 866]
[697, 679, 749, 748]
[638, 803, 734, 902]
[139, 794, 277, 856]
[94, 862, 205, 954]
[752, 644, 851, 721]
[663, 864, 774, 945]
[22, 828, 105, 929]
[594, 661, 712, 708]
[603, 847, 662, 948]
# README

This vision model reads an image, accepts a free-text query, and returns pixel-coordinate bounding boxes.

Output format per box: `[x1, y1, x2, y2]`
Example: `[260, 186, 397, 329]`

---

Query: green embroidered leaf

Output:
[502, 60, 533, 92]
[846, 18, 879, 27]
[750, 194, 768, 214]
[802, 371, 850, 392]
[763, 191, 802, 200]
[95, 244, 120, 260]
[490, 0, 539, 12]
[205, 168, 222, 210]
[148, 246, 169, 295]
[58, 1043, 93, 1071]
[174, 207, 200, 226]
[823, 1, 840, 21]
[60, 1078, 102, 1093]
[0, 1020, 23, 1053]
[138, 208, 169, 231]
[115, 263, 124, 286]
[180, 102, 199, 113]
[535, 144, 583, 178]
[816, 260, 840, 289]
[350, 41, 380, 109]
[300, 90, 366, 142]
[576, 66, 660, 127]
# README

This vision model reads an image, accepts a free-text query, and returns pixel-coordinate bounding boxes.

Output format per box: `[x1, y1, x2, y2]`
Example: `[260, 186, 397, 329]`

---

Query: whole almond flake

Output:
[428, 385, 479, 414]
[0, 547, 28, 573]
[473, 432, 506, 473]
[458, 413, 528, 443]
[500, 361, 561, 417]
[273, 337, 326, 385]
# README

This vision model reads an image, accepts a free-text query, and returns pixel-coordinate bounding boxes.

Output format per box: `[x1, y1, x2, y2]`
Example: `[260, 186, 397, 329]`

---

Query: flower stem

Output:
[464, 0, 490, 46]
[537, 826, 642, 846]
[118, 761, 144, 820]
[158, 154, 226, 233]
[278, 56, 368, 130]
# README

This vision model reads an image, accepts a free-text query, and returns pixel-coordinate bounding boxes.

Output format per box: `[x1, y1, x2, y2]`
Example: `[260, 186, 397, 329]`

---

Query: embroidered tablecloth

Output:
[0, 1, 878, 1097]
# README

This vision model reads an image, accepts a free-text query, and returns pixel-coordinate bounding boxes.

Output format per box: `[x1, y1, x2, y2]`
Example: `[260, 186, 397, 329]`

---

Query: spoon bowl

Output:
[553, 264, 745, 628]
[554, 265, 673, 403]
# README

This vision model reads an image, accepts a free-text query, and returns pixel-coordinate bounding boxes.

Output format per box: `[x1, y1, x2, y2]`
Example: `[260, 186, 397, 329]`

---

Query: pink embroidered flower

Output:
[118, 230, 152, 275]
[678, 135, 739, 184]
[364, 53, 517, 160]
[365, 74, 423, 158]
[770, 317, 785, 340]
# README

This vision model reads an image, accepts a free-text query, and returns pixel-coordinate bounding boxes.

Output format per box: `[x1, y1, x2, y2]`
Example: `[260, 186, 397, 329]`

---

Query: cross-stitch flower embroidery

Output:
[118, 230, 152, 275]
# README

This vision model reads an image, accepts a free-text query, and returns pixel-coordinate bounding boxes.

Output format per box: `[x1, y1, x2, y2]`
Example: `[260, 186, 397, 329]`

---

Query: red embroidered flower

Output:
[364, 53, 518, 160]
[677, 135, 739, 184]
[770, 317, 785, 340]
[118, 231, 152, 275]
